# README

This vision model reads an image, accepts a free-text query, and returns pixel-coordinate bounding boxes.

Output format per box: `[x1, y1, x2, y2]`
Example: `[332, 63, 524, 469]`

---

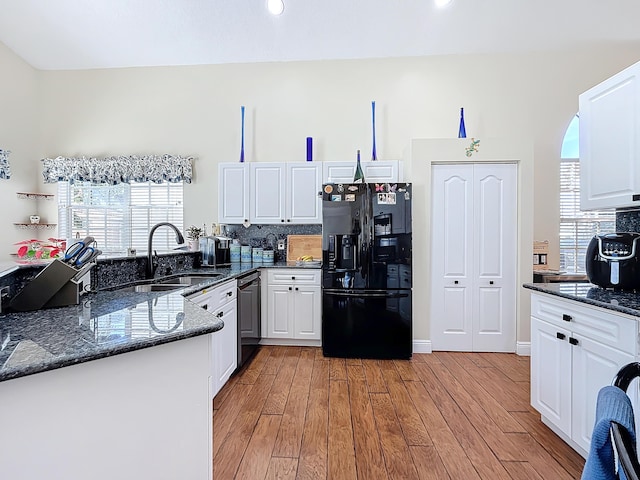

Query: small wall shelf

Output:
[14, 223, 57, 230]
[16, 192, 55, 200]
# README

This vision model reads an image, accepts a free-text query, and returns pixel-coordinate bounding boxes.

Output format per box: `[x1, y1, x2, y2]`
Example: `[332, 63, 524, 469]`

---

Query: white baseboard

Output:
[413, 340, 432, 354]
[259, 338, 322, 347]
[516, 342, 531, 356]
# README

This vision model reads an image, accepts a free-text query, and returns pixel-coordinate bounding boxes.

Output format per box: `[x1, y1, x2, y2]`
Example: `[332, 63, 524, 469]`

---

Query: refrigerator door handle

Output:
[323, 290, 409, 299]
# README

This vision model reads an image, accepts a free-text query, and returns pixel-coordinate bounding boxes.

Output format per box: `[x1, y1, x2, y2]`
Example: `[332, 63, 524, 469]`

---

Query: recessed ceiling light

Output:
[267, 0, 284, 15]
[434, 0, 453, 7]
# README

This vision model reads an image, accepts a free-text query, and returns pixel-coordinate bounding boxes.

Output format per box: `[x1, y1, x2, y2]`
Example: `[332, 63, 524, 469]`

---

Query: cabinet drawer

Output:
[531, 293, 638, 354]
[266, 269, 320, 285]
[201, 279, 237, 309]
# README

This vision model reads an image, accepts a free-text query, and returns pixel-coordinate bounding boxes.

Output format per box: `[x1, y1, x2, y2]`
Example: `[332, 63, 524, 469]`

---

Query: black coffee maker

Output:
[200, 236, 231, 266]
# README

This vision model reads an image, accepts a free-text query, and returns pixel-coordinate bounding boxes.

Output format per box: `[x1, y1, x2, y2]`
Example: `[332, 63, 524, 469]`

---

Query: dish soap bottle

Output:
[353, 149, 365, 184]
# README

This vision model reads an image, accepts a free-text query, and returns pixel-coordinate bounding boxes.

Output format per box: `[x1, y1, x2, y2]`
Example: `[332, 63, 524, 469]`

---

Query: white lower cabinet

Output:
[187, 280, 238, 398]
[530, 292, 638, 457]
[262, 268, 321, 344]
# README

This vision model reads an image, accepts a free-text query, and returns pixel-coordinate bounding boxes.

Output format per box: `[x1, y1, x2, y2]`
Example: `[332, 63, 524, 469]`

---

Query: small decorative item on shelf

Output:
[458, 107, 467, 138]
[353, 150, 365, 184]
[30, 215, 40, 224]
[185, 225, 203, 251]
[240, 105, 245, 163]
[465, 138, 481, 157]
[14, 237, 66, 262]
[371, 100, 377, 160]
[306, 137, 313, 162]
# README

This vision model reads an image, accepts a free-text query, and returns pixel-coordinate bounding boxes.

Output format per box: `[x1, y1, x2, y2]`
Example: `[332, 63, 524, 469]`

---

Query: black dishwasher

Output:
[237, 271, 261, 367]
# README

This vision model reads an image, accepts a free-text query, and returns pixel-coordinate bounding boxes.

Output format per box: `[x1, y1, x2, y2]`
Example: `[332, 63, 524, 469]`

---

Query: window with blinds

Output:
[58, 181, 184, 254]
[559, 115, 615, 273]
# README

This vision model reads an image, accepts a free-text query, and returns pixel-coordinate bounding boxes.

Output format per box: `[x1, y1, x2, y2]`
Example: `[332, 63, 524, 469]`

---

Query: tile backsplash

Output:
[616, 209, 640, 232]
[225, 224, 321, 262]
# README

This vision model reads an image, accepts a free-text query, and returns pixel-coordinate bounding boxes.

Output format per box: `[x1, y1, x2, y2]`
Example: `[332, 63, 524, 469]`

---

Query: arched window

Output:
[559, 115, 615, 273]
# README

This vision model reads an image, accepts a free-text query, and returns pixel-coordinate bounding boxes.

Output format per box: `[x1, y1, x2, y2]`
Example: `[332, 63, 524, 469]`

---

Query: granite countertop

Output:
[523, 282, 640, 317]
[0, 261, 321, 383]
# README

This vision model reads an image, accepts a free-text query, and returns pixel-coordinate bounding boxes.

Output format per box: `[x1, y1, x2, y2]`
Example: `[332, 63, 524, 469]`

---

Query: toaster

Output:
[585, 232, 640, 290]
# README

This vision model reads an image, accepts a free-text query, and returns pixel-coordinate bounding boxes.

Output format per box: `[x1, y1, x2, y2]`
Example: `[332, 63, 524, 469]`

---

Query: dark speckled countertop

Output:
[0, 262, 320, 383]
[523, 282, 640, 317]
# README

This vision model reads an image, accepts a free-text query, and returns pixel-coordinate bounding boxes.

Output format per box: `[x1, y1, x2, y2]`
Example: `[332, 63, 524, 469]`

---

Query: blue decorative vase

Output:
[458, 107, 467, 138]
[240, 106, 245, 162]
[371, 101, 377, 160]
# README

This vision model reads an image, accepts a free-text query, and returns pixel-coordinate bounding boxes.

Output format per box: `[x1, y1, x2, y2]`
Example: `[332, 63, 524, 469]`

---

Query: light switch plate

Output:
[277, 240, 285, 250]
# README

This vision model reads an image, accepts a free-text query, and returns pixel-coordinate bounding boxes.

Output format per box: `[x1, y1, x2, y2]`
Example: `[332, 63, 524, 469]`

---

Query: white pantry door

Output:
[431, 163, 517, 352]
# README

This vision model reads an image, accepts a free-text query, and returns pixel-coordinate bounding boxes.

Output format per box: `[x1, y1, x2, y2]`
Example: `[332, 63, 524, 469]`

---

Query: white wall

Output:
[33, 46, 640, 268]
[0, 42, 41, 257]
[2, 42, 640, 342]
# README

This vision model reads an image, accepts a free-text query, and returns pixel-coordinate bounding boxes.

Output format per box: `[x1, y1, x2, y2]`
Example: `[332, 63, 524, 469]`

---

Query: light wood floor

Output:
[213, 346, 585, 479]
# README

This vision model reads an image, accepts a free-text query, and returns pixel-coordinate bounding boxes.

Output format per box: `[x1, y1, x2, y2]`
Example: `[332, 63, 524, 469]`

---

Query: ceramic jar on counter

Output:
[263, 249, 274, 264]
[241, 245, 252, 263]
[230, 244, 241, 263]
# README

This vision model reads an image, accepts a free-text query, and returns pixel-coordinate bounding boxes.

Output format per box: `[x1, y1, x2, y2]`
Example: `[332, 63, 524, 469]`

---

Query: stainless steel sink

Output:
[118, 284, 185, 293]
[111, 273, 223, 293]
[158, 274, 223, 286]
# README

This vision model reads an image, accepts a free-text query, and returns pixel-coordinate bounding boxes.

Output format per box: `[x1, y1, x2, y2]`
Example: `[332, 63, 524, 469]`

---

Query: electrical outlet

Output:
[277, 240, 285, 250]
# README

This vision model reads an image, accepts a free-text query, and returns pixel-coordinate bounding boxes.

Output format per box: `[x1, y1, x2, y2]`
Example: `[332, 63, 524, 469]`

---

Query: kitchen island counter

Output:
[0, 261, 322, 383]
[523, 282, 640, 317]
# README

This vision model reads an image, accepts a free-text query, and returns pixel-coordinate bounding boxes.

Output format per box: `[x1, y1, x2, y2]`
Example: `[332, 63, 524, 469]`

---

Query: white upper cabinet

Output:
[579, 60, 640, 210]
[322, 160, 402, 184]
[219, 162, 321, 225]
[286, 163, 322, 224]
[250, 163, 286, 224]
[218, 163, 250, 224]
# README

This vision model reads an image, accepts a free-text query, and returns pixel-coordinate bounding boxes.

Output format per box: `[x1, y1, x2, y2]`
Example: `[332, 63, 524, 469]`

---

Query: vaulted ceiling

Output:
[0, 0, 639, 70]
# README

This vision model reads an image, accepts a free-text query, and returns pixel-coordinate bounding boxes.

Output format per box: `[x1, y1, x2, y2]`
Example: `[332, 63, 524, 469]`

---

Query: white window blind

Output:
[559, 159, 614, 273]
[559, 115, 615, 273]
[58, 181, 184, 254]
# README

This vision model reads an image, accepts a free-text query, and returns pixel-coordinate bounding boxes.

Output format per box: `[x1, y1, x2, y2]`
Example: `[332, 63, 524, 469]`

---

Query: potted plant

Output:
[185, 226, 203, 251]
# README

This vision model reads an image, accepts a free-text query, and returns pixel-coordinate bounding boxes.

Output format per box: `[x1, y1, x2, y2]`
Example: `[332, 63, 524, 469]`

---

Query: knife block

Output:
[9, 259, 86, 312]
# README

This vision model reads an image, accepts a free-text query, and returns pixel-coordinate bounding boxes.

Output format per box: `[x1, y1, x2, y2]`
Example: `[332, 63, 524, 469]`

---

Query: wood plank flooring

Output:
[213, 347, 585, 479]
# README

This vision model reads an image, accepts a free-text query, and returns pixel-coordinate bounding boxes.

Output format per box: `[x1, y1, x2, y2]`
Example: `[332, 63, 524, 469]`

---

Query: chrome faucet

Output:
[147, 222, 185, 278]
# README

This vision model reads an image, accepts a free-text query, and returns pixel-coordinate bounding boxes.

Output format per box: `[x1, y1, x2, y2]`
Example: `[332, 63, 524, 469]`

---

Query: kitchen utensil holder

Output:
[9, 259, 90, 312]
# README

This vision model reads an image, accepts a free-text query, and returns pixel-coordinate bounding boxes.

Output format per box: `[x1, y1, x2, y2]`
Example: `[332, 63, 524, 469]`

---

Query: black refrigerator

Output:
[321, 182, 412, 359]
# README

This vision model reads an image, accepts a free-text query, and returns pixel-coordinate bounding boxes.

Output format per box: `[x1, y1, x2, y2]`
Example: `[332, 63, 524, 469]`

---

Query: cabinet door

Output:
[430, 164, 474, 351]
[579, 60, 640, 210]
[322, 161, 400, 184]
[267, 285, 294, 338]
[293, 285, 321, 340]
[286, 163, 322, 224]
[214, 300, 238, 392]
[362, 161, 399, 182]
[251, 163, 286, 224]
[530, 317, 572, 434]
[218, 163, 250, 224]
[431, 163, 517, 352]
[571, 334, 635, 454]
[323, 162, 356, 183]
[472, 164, 517, 352]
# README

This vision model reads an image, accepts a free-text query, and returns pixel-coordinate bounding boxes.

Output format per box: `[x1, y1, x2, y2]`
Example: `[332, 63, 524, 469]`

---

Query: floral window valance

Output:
[0, 149, 11, 180]
[41, 154, 193, 185]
